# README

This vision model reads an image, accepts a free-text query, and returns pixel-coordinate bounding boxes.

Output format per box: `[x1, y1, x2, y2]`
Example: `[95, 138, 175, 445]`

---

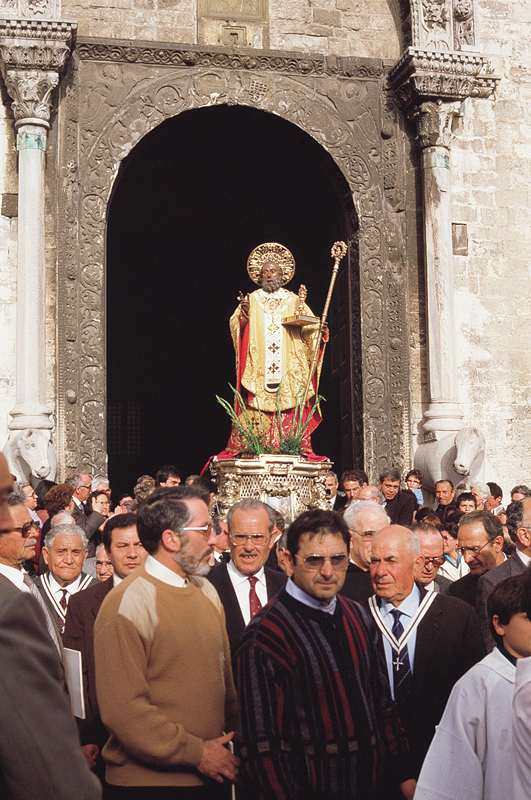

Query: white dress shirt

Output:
[47, 572, 83, 603]
[0, 563, 26, 591]
[227, 559, 268, 626]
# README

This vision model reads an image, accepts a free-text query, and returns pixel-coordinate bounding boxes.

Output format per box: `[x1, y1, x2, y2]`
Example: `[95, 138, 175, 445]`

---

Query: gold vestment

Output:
[230, 287, 322, 413]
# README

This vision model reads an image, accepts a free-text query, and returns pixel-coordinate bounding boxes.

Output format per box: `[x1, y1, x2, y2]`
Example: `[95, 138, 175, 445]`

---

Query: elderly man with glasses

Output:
[447, 510, 506, 609]
[236, 509, 413, 800]
[208, 498, 286, 660]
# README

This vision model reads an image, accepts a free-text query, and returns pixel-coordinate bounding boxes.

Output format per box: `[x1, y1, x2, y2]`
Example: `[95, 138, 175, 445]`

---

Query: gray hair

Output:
[51, 510, 75, 527]
[472, 483, 490, 502]
[227, 498, 277, 533]
[65, 473, 85, 489]
[44, 523, 88, 552]
[325, 471, 338, 482]
[92, 475, 110, 490]
[379, 467, 401, 483]
[344, 500, 390, 530]
[7, 486, 26, 506]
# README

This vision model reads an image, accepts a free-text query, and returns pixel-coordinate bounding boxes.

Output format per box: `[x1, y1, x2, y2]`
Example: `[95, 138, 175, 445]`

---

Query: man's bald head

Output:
[370, 525, 423, 607]
[358, 485, 383, 503]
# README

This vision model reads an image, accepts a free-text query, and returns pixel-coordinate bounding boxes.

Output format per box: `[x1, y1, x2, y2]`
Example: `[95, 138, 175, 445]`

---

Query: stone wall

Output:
[450, 0, 531, 495]
[0, 99, 17, 449]
[60, 0, 401, 58]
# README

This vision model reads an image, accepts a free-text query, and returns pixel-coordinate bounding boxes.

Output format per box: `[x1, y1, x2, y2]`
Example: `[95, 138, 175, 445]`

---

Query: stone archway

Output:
[55, 40, 411, 479]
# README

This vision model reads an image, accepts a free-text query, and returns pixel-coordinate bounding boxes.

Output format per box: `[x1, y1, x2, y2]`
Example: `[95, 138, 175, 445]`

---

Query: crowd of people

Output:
[2, 452, 531, 800]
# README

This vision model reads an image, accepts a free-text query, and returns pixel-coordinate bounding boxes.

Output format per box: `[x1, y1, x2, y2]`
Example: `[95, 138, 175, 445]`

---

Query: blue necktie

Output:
[391, 609, 412, 702]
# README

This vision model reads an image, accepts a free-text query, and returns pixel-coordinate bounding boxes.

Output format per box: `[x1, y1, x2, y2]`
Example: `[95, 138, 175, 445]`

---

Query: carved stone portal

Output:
[55, 40, 411, 480]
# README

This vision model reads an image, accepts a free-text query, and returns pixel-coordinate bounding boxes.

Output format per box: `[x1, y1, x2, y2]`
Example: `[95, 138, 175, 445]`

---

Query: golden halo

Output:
[247, 243, 296, 286]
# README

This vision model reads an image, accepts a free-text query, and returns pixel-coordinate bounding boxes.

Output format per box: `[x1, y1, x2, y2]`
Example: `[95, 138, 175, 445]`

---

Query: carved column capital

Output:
[3, 68, 59, 127]
[388, 47, 499, 112]
[0, 19, 76, 127]
[410, 99, 461, 149]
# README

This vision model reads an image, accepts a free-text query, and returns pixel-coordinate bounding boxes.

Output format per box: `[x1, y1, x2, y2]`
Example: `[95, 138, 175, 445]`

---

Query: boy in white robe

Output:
[415, 572, 531, 800]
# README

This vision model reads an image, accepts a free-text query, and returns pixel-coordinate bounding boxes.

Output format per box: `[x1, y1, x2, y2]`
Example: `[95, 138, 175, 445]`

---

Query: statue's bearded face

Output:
[260, 262, 284, 293]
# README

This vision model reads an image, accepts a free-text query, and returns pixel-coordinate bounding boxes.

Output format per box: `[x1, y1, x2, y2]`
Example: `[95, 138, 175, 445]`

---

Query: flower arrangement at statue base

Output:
[210, 385, 330, 520]
[215, 384, 324, 459]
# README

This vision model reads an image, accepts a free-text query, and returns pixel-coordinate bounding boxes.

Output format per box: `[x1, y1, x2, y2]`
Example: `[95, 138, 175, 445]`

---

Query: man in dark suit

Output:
[208, 498, 286, 656]
[324, 470, 347, 511]
[63, 512, 146, 778]
[434, 479, 458, 523]
[447, 510, 505, 610]
[369, 525, 486, 781]
[380, 467, 415, 526]
[340, 500, 390, 603]
[476, 498, 531, 650]
[34, 522, 97, 634]
[66, 472, 106, 555]
[0, 452, 101, 799]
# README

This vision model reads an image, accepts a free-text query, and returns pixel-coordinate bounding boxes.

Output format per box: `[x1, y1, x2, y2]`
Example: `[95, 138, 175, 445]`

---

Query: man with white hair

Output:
[34, 523, 97, 634]
[471, 483, 490, 511]
[369, 525, 486, 781]
[340, 500, 389, 602]
[66, 472, 106, 555]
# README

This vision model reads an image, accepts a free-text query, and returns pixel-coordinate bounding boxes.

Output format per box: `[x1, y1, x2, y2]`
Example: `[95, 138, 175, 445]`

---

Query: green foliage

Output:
[216, 384, 324, 457]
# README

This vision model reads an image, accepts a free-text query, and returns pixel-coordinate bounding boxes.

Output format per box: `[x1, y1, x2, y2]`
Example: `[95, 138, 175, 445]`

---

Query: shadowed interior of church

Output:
[106, 104, 356, 498]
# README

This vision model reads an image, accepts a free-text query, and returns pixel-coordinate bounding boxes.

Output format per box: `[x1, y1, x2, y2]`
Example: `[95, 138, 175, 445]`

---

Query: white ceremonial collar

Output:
[369, 585, 436, 655]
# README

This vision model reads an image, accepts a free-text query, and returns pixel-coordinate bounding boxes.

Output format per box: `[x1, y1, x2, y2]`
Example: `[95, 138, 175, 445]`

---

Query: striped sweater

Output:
[235, 588, 409, 799]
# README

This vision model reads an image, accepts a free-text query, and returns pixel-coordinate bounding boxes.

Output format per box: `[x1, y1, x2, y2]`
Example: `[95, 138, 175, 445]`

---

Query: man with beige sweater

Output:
[94, 487, 240, 799]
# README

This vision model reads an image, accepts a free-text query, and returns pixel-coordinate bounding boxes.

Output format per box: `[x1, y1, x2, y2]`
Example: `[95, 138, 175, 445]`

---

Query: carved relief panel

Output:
[55, 41, 411, 478]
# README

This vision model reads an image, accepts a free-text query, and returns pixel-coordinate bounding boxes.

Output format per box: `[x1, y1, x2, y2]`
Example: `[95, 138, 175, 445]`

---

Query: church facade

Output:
[0, 0, 528, 495]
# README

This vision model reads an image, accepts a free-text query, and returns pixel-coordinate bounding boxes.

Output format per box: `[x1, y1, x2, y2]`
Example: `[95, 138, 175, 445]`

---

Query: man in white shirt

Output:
[34, 522, 97, 634]
[208, 498, 286, 657]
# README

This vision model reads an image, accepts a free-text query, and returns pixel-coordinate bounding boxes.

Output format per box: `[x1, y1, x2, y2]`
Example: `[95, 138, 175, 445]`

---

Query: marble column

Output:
[0, 20, 76, 479]
[414, 100, 464, 440]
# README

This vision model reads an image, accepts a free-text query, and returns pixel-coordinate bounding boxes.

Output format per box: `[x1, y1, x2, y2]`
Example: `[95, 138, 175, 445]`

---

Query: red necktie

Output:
[60, 588, 69, 611]
[248, 576, 262, 618]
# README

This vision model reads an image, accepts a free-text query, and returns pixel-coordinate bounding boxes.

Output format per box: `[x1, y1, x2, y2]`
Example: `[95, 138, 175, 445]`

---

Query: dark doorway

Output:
[106, 104, 357, 498]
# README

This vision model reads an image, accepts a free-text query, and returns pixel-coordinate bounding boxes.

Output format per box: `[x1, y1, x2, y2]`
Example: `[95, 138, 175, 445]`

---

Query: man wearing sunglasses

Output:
[236, 508, 412, 800]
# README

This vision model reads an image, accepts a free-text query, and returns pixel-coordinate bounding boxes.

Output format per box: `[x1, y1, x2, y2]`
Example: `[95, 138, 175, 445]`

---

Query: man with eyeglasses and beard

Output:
[94, 487, 240, 800]
[236, 509, 413, 800]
